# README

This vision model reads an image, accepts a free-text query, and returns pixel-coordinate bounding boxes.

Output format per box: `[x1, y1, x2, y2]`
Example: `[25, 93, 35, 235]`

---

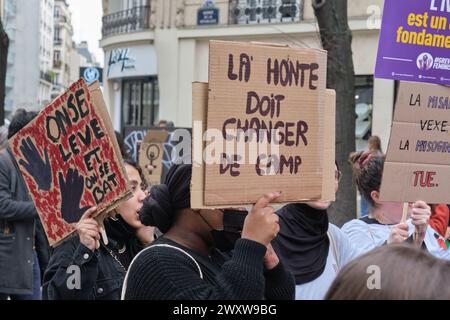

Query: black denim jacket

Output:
[42, 234, 127, 300]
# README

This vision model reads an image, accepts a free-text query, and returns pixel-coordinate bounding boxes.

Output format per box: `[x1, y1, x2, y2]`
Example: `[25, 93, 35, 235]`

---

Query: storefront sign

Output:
[107, 45, 157, 79]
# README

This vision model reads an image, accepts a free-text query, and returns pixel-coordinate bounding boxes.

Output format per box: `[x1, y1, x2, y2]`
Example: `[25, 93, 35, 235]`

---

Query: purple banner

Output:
[375, 0, 450, 85]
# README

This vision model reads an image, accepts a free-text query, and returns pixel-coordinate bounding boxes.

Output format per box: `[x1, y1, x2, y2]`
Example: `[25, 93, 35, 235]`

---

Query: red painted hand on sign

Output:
[59, 168, 91, 224]
[19, 137, 52, 191]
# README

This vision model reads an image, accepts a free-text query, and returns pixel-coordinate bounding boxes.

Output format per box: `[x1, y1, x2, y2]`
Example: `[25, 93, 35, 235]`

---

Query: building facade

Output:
[100, 0, 393, 151]
[76, 41, 100, 67]
[0, 0, 4, 22]
[2, 0, 56, 117]
[51, 0, 74, 99]
[68, 41, 86, 83]
[39, 0, 55, 106]
[2, 0, 17, 117]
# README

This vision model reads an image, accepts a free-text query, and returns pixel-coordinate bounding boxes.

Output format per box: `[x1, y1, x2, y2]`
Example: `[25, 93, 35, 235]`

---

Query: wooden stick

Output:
[100, 224, 108, 246]
[95, 212, 108, 246]
[401, 202, 409, 223]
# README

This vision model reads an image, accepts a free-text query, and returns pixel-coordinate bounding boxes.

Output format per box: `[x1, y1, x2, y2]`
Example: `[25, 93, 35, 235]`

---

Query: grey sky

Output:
[67, 0, 104, 67]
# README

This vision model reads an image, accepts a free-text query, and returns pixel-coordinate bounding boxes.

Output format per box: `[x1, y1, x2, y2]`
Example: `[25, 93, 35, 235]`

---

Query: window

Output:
[280, 0, 299, 20]
[122, 77, 159, 128]
[54, 27, 60, 41]
[354, 75, 374, 151]
[229, 0, 303, 24]
[54, 50, 61, 66]
[262, 0, 277, 20]
[125, 0, 148, 10]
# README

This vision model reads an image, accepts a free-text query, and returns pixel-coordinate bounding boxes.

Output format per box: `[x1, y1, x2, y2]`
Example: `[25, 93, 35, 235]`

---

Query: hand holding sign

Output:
[76, 206, 100, 251]
[19, 137, 52, 191]
[59, 168, 90, 224]
[241, 192, 281, 246]
[387, 223, 409, 244]
[411, 200, 431, 246]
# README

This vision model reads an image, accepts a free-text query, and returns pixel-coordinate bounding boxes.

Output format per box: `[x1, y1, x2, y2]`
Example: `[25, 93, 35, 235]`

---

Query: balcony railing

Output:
[53, 60, 62, 69]
[56, 15, 68, 23]
[5, 74, 14, 88]
[52, 83, 64, 92]
[229, 0, 303, 25]
[40, 71, 53, 83]
[102, 6, 150, 37]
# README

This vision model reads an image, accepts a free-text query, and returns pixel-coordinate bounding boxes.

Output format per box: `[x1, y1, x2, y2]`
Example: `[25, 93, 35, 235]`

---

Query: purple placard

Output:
[375, 0, 450, 85]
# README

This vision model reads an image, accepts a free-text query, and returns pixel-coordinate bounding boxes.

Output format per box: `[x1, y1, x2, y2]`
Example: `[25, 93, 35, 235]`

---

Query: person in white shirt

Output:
[272, 162, 362, 300]
[342, 151, 450, 260]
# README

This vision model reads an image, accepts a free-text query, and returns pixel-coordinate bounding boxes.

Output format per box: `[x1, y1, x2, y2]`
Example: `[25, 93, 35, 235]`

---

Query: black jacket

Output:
[0, 148, 50, 295]
[42, 235, 126, 300]
[42, 217, 145, 300]
[124, 237, 295, 300]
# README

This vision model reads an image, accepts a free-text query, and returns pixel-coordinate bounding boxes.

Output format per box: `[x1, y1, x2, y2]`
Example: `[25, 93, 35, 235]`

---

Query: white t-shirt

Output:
[342, 218, 450, 260]
[294, 224, 362, 300]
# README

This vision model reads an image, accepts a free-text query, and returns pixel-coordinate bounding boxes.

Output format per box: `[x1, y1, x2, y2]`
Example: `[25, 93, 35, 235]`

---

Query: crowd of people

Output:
[1, 109, 450, 300]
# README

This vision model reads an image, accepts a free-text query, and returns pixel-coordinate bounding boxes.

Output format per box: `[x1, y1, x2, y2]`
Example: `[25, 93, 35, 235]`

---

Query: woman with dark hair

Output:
[326, 244, 450, 300]
[122, 164, 295, 300]
[271, 162, 362, 300]
[342, 151, 450, 260]
[43, 160, 154, 300]
[114, 131, 128, 159]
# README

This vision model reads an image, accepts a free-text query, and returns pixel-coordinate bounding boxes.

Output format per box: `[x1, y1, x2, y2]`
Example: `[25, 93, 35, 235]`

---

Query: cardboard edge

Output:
[208, 40, 328, 55]
[322, 89, 336, 202]
[88, 81, 133, 217]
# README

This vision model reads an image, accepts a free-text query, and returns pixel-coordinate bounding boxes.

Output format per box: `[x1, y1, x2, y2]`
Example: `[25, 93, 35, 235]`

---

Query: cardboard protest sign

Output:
[123, 126, 192, 183]
[379, 81, 450, 203]
[138, 130, 169, 186]
[191, 81, 336, 208]
[191, 82, 215, 209]
[9, 79, 132, 246]
[123, 126, 147, 162]
[203, 41, 331, 206]
[375, 0, 450, 85]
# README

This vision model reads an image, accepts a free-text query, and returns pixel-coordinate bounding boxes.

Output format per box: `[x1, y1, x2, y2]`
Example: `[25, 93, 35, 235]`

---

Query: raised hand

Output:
[411, 200, 431, 246]
[19, 137, 52, 191]
[59, 168, 90, 224]
[241, 192, 281, 246]
[411, 201, 431, 235]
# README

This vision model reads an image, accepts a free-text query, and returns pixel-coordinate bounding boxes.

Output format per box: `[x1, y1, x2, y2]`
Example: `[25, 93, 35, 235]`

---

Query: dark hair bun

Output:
[139, 184, 174, 233]
[138, 164, 192, 233]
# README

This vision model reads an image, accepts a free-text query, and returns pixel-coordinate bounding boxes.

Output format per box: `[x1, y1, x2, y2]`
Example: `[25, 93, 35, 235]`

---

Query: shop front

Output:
[105, 44, 159, 132]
